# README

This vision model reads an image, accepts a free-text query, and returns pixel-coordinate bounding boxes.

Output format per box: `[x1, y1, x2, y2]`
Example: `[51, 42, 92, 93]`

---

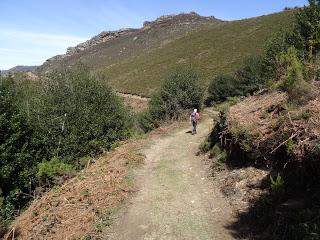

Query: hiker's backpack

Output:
[191, 112, 197, 122]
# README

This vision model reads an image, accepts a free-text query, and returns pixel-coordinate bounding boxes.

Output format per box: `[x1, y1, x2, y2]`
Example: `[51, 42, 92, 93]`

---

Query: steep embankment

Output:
[36, 10, 295, 96]
[207, 86, 320, 239]
[5, 111, 235, 240]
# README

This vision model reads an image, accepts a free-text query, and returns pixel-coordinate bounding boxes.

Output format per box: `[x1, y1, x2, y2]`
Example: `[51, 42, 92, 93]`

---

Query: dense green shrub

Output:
[275, 46, 317, 104]
[206, 2, 315, 106]
[29, 64, 133, 163]
[235, 56, 266, 94]
[0, 77, 38, 216]
[137, 111, 158, 133]
[207, 30, 304, 104]
[0, 65, 134, 232]
[262, 0, 320, 83]
[37, 157, 74, 179]
[140, 70, 204, 131]
[206, 56, 267, 105]
[276, 46, 304, 91]
[207, 31, 304, 105]
[206, 74, 240, 104]
[262, 31, 304, 82]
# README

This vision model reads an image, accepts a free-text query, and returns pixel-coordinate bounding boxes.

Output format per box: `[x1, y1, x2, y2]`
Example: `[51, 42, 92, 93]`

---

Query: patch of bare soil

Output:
[213, 166, 269, 214]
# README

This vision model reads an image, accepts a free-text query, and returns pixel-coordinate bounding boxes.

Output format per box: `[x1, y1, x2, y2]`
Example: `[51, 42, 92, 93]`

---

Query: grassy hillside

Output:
[37, 13, 222, 74]
[99, 10, 295, 96]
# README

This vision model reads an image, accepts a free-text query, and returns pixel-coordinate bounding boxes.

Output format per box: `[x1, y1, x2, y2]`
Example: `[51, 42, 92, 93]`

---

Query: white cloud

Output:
[1, 30, 87, 48]
[0, 29, 88, 70]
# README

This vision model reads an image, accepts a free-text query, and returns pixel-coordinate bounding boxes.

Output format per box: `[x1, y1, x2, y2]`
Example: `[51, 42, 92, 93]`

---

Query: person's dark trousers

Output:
[192, 120, 197, 134]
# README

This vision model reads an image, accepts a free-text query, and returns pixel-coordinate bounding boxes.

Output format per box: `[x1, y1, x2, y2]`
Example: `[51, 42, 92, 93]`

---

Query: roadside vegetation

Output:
[0, 64, 133, 234]
[1, 2, 319, 239]
[138, 70, 204, 132]
[203, 1, 320, 239]
[0, 65, 204, 236]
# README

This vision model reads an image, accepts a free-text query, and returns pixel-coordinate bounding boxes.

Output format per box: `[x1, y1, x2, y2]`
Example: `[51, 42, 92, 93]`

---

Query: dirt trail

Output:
[108, 113, 235, 240]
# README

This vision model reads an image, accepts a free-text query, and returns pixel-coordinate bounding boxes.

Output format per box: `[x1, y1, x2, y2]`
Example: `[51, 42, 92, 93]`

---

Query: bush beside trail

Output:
[206, 1, 320, 106]
[139, 70, 204, 132]
[29, 64, 133, 163]
[0, 64, 133, 234]
[0, 77, 36, 232]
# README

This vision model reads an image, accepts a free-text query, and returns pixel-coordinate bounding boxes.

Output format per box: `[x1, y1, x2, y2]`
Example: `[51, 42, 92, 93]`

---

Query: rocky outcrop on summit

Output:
[143, 12, 219, 28]
[65, 28, 137, 56]
[65, 12, 221, 57]
[45, 29, 137, 63]
[39, 12, 222, 72]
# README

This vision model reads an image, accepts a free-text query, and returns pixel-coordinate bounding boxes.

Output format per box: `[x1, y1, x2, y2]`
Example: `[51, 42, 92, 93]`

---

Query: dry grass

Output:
[291, 97, 320, 158]
[227, 87, 320, 160]
[117, 93, 149, 113]
[228, 91, 287, 140]
[4, 141, 145, 240]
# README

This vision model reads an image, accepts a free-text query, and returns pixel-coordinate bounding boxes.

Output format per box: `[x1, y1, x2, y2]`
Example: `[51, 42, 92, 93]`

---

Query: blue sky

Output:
[0, 0, 308, 70]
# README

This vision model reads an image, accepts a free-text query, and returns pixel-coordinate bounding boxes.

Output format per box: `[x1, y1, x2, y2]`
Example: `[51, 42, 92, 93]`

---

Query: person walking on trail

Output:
[190, 109, 200, 135]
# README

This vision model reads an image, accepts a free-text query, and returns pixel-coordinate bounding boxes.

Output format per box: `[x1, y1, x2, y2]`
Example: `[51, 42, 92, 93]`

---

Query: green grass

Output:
[99, 11, 295, 96]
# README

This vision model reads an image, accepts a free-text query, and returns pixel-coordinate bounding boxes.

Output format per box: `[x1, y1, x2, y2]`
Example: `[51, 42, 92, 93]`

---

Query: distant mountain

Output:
[1, 65, 37, 76]
[36, 10, 296, 96]
[37, 12, 223, 73]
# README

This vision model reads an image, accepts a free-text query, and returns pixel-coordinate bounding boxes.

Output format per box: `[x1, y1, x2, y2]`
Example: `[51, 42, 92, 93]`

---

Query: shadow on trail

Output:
[222, 167, 320, 240]
[223, 183, 276, 240]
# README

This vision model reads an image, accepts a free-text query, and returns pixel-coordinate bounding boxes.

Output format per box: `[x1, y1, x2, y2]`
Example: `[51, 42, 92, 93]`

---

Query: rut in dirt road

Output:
[108, 113, 235, 240]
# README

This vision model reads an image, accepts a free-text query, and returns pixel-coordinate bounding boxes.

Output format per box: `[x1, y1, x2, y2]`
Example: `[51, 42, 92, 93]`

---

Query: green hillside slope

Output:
[37, 13, 222, 74]
[99, 10, 295, 96]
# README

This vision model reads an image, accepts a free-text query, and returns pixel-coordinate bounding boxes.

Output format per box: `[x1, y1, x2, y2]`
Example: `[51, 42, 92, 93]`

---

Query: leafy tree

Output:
[29, 64, 133, 163]
[206, 74, 240, 104]
[263, 33, 292, 81]
[276, 46, 304, 91]
[235, 56, 266, 94]
[0, 65, 134, 232]
[140, 70, 204, 132]
[0, 77, 37, 218]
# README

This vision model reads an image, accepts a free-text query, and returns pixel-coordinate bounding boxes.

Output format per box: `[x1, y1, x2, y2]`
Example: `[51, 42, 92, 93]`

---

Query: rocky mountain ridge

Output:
[44, 12, 221, 63]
